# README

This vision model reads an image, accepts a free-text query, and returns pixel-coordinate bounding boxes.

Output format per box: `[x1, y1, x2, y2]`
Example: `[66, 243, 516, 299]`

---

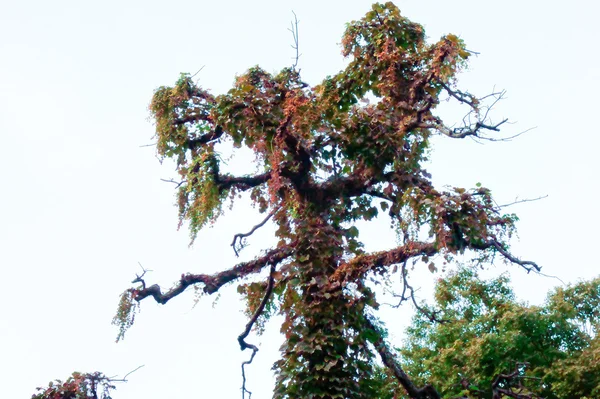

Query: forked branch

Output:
[434, 83, 510, 140]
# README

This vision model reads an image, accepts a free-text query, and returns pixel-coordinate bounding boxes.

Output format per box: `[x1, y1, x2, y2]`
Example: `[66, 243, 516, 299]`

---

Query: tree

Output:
[112, 3, 539, 398]
[398, 268, 600, 399]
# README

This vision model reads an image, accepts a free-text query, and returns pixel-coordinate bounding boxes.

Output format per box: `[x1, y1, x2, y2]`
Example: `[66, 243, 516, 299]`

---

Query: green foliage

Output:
[112, 289, 139, 343]
[398, 269, 600, 398]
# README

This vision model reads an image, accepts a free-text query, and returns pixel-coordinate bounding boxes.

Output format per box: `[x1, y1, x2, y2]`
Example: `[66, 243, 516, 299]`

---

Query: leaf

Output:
[428, 262, 437, 273]
[347, 226, 359, 238]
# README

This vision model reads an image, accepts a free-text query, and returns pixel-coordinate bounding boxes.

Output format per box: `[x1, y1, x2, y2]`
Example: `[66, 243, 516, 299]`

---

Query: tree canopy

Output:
[397, 269, 600, 399]
[111, 3, 542, 398]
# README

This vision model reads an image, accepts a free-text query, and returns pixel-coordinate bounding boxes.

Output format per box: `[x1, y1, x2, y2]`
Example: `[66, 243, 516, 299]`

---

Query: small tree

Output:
[114, 3, 538, 398]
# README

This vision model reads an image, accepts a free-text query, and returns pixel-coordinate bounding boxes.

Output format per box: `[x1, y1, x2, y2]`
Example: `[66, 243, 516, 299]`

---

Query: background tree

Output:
[113, 3, 539, 398]
[397, 268, 600, 399]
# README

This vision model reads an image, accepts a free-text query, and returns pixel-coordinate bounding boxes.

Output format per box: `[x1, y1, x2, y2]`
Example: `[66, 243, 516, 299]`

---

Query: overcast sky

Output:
[1, 0, 599, 398]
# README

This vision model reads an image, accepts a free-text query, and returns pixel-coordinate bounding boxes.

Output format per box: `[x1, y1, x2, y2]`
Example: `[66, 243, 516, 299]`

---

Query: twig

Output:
[289, 11, 301, 70]
[498, 195, 548, 208]
[131, 263, 152, 290]
[190, 65, 205, 79]
[122, 365, 145, 381]
[107, 365, 145, 383]
[160, 178, 187, 189]
[385, 260, 447, 323]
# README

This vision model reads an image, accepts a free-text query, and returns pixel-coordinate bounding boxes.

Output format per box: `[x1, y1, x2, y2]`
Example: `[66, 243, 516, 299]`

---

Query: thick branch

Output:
[216, 171, 271, 192]
[133, 246, 293, 304]
[186, 126, 224, 149]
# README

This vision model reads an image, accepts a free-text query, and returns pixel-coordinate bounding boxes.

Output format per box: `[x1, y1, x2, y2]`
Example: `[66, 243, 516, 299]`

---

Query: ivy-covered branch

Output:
[332, 237, 539, 287]
[132, 246, 293, 304]
[331, 241, 438, 285]
[216, 171, 272, 193]
[186, 125, 224, 149]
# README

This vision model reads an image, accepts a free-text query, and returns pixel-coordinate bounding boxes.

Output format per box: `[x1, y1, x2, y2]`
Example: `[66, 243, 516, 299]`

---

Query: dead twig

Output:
[498, 195, 548, 208]
[160, 178, 187, 189]
[289, 11, 301, 70]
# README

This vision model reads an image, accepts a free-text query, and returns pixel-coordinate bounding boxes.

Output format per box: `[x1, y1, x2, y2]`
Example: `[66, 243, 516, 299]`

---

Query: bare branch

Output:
[238, 263, 277, 399]
[490, 240, 541, 273]
[434, 84, 512, 140]
[133, 246, 293, 304]
[231, 207, 280, 256]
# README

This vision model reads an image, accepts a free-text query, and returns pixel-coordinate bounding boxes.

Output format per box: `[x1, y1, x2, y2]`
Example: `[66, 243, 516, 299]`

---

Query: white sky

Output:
[1, 0, 599, 397]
